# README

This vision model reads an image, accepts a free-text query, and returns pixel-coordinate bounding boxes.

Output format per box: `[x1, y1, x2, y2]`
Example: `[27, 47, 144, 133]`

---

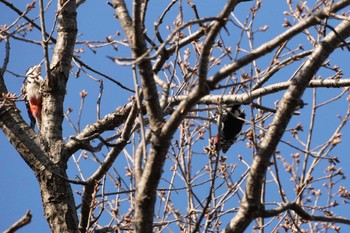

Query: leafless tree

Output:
[1, 0, 350, 232]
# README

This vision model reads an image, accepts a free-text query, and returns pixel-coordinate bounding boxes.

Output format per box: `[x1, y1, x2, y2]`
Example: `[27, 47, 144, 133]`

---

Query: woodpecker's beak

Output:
[38, 59, 45, 66]
[25, 60, 45, 77]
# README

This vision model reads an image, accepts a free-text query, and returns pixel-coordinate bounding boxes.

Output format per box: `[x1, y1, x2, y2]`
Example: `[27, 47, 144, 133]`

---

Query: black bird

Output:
[214, 104, 245, 153]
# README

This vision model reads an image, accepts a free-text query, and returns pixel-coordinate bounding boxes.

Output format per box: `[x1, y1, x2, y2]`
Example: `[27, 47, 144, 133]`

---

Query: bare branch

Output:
[198, 0, 242, 85]
[38, 0, 50, 80]
[78, 102, 138, 233]
[65, 103, 133, 157]
[208, 0, 350, 87]
[4, 210, 32, 233]
[0, 0, 133, 92]
[170, 79, 350, 106]
[223, 18, 350, 233]
[263, 202, 350, 225]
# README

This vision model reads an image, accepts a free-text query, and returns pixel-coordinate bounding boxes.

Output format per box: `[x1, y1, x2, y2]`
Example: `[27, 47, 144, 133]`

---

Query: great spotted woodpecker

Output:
[22, 63, 44, 130]
[215, 104, 245, 153]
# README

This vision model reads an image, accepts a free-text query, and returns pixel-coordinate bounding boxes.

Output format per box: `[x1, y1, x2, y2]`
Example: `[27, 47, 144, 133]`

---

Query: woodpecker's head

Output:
[23, 62, 44, 95]
[226, 104, 245, 119]
[25, 63, 42, 81]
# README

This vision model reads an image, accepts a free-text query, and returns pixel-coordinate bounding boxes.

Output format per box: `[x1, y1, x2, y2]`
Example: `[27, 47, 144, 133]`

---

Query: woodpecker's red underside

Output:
[29, 98, 42, 119]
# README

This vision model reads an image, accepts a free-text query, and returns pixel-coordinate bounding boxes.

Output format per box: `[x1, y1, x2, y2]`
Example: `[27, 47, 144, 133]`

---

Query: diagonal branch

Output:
[223, 17, 350, 233]
[4, 210, 32, 233]
[0, 103, 53, 172]
[207, 0, 350, 88]
[263, 202, 350, 225]
[78, 102, 138, 233]
[198, 0, 247, 85]
[64, 103, 133, 158]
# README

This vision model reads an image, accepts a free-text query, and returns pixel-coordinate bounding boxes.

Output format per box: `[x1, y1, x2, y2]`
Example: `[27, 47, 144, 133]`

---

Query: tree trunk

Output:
[37, 169, 79, 233]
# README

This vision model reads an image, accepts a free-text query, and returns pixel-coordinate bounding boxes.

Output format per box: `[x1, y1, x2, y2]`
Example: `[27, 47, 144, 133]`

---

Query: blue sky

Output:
[1, 0, 350, 232]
